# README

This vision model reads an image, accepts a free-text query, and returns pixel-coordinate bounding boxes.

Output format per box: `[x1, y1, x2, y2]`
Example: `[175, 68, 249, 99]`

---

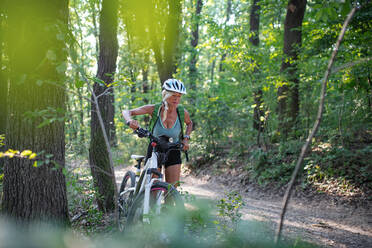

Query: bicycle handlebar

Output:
[131, 126, 189, 161]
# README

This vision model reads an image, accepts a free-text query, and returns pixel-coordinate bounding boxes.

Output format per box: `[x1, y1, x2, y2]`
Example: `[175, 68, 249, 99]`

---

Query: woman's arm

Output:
[182, 108, 193, 150]
[122, 105, 155, 130]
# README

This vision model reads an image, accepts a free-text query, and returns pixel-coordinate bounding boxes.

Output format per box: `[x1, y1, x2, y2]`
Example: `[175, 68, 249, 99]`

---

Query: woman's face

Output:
[167, 92, 182, 106]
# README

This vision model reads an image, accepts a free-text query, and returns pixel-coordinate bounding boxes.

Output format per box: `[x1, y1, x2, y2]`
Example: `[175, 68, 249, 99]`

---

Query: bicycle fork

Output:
[143, 178, 164, 223]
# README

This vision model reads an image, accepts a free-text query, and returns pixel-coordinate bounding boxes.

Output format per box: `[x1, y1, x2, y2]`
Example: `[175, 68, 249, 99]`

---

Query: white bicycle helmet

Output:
[162, 79, 187, 94]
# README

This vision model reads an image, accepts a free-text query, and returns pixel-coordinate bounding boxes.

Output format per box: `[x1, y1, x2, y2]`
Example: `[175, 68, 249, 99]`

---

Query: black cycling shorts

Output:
[145, 142, 181, 168]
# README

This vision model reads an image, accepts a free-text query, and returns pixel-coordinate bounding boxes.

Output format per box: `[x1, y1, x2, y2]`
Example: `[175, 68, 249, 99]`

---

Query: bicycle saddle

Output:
[131, 155, 145, 161]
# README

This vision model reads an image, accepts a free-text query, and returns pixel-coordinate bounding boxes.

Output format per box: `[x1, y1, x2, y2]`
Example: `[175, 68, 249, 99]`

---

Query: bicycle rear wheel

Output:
[127, 181, 184, 226]
[118, 170, 136, 231]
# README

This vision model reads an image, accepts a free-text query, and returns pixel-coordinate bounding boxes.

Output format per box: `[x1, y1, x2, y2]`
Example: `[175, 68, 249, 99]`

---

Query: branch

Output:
[275, 6, 359, 244]
[96, 86, 113, 99]
[90, 163, 114, 177]
[331, 57, 372, 74]
[87, 83, 119, 213]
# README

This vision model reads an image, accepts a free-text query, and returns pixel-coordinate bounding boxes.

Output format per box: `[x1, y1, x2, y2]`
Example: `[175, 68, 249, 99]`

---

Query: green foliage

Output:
[245, 141, 303, 186]
[304, 142, 372, 194]
[66, 166, 106, 234]
[216, 191, 244, 235]
[61, 0, 372, 198]
[24, 107, 67, 128]
[0, 193, 316, 248]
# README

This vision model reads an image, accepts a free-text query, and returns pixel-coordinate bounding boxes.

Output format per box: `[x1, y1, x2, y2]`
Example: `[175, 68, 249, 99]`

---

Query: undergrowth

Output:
[191, 129, 372, 199]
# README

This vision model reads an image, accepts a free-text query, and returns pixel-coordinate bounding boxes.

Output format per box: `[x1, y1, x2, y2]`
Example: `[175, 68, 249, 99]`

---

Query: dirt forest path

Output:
[115, 165, 372, 248]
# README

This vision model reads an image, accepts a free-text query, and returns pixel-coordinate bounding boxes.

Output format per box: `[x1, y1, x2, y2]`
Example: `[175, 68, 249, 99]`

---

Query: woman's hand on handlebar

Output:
[182, 139, 189, 151]
[127, 120, 139, 130]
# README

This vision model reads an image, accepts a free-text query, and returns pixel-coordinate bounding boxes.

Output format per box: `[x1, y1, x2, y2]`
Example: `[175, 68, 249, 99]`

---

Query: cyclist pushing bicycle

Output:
[122, 78, 193, 188]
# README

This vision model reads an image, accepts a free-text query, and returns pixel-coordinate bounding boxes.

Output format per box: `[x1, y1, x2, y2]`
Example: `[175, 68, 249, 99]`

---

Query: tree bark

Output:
[150, 0, 182, 85]
[278, 0, 307, 138]
[189, 0, 203, 89]
[89, 0, 118, 212]
[219, 0, 232, 72]
[143, 52, 150, 123]
[0, 5, 7, 173]
[249, 0, 264, 135]
[2, 0, 69, 224]
[0, 6, 6, 136]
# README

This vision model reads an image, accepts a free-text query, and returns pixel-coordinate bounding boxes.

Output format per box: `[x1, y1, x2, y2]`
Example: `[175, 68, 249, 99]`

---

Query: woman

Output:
[122, 79, 193, 187]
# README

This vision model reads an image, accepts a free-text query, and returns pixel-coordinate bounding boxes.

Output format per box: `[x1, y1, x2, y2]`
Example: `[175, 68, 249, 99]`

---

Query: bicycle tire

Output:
[127, 181, 184, 226]
[118, 170, 136, 231]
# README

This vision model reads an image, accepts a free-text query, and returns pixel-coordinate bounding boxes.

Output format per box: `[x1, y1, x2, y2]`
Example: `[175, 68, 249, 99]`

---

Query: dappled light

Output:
[0, 0, 371, 247]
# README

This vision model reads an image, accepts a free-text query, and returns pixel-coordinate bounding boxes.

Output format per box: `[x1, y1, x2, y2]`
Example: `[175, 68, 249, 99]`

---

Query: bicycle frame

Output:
[119, 127, 184, 225]
[120, 149, 163, 224]
[141, 150, 163, 223]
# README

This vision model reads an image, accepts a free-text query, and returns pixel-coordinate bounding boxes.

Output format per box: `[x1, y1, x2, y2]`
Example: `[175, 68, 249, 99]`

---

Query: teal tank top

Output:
[153, 117, 181, 142]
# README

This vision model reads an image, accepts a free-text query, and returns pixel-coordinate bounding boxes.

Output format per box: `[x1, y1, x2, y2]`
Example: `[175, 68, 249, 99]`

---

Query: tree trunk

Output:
[250, 0, 264, 135]
[0, 6, 6, 136]
[143, 52, 150, 123]
[89, 0, 100, 60]
[219, 0, 232, 72]
[0, 6, 7, 173]
[2, 0, 69, 224]
[76, 87, 86, 152]
[151, 0, 182, 85]
[189, 0, 203, 90]
[89, 0, 118, 212]
[278, 0, 307, 138]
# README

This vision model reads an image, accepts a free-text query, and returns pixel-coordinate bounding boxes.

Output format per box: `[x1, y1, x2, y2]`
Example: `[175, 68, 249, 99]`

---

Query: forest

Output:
[0, 0, 371, 247]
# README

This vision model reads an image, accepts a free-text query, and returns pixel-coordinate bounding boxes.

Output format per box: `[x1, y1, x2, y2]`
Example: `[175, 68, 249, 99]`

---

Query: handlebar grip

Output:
[134, 127, 149, 138]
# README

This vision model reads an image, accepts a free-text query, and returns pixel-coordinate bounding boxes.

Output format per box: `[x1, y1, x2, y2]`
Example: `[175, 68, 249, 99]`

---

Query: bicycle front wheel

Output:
[118, 170, 136, 231]
[127, 181, 184, 226]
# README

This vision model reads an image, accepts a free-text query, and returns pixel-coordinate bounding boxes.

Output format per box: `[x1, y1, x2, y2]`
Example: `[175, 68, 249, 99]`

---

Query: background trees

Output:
[0, 0, 370, 223]
[278, 0, 307, 138]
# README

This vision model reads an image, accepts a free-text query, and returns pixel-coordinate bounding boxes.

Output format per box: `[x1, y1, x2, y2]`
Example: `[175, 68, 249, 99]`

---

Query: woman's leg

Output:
[165, 164, 181, 187]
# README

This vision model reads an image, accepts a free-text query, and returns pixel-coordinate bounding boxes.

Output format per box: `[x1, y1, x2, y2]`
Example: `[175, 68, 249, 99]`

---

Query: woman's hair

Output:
[161, 90, 173, 122]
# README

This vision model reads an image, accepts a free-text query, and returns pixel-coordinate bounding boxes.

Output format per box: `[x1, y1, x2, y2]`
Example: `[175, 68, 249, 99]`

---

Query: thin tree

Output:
[2, 0, 69, 223]
[277, 0, 307, 138]
[249, 0, 265, 144]
[189, 0, 203, 89]
[275, 6, 358, 243]
[149, 0, 182, 84]
[89, 0, 119, 212]
[121, 0, 182, 85]
[219, 0, 232, 72]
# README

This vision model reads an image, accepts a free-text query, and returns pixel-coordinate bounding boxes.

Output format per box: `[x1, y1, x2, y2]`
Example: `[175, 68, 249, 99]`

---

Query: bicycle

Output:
[117, 127, 185, 231]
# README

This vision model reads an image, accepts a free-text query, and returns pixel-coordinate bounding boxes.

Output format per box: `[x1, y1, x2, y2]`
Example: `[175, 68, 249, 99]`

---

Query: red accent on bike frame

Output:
[151, 142, 157, 147]
[151, 188, 166, 192]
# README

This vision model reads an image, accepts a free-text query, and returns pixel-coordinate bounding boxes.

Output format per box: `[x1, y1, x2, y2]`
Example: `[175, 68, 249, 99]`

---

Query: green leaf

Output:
[75, 80, 85, 88]
[56, 62, 67, 74]
[341, 0, 351, 17]
[46, 50, 57, 61]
